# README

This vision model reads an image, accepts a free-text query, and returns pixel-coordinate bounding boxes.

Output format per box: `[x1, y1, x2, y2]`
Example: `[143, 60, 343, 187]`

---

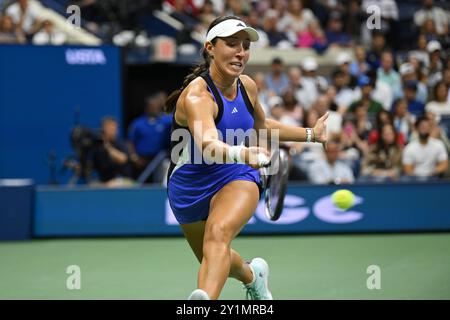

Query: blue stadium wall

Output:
[27, 182, 450, 237]
[0, 44, 122, 185]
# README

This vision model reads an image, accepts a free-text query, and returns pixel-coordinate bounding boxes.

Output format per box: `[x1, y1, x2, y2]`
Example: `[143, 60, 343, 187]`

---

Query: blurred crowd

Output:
[1, 0, 450, 186]
[0, 0, 68, 45]
[91, 40, 450, 187]
[255, 49, 450, 184]
[1, 0, 449, 51]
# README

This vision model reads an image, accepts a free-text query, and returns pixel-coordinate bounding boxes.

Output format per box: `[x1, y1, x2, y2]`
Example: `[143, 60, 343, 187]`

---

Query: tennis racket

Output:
[259, 148, 289, 221]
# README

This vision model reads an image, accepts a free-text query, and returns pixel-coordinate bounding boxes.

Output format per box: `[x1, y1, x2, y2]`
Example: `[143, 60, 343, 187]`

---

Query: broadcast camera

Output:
[63, 126, 104, 183]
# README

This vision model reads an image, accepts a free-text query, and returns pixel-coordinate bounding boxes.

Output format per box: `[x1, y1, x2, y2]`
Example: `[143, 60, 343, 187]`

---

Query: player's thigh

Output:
[206, 180, 259, 242]
[180, 220, 206, 263]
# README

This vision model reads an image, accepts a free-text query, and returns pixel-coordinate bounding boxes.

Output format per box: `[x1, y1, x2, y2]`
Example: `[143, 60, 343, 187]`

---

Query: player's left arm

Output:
[241, 75, 328, 143]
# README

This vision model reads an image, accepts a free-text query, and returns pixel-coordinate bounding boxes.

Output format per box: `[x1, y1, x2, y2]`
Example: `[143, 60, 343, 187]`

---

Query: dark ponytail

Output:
[164, 15, 245, 113]
[165, 48, 213, 113]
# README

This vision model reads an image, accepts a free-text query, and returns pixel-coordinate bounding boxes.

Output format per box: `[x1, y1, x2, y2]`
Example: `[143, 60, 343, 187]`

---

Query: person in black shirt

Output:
[92, 116, 132, 185]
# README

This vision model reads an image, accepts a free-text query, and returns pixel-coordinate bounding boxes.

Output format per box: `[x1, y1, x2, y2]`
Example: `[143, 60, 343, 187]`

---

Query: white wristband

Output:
[228, 145, 245, 163]
[257, 153, 270, 167]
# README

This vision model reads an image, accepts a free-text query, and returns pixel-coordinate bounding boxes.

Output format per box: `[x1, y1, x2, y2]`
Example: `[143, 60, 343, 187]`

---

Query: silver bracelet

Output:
[306, 128, 313, 143]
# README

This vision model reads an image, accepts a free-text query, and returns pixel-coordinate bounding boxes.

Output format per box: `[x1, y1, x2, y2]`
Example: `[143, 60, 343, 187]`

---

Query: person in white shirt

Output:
[300, 56, 328, 109]
[402, 116, 448, 178]
[425, 81, 450, 120]
[308, 138, 355, 185]
[6, 0, 40, 36]
[32, 19, 66, 45]
[414, 0, 449, 37]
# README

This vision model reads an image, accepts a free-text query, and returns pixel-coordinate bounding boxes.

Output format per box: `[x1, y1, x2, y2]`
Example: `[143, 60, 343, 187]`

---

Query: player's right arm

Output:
[178, 78, 268, 168]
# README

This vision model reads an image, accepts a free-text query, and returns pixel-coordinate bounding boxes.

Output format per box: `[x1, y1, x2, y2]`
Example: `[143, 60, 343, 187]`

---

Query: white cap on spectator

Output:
[336, 52, 352, 65]
[268, 96, 283, 108]
[426, 40, 441, 53]
[302, 57, 318, 71]
[399, 63, 415, 76]
[206, 19, 259, 42]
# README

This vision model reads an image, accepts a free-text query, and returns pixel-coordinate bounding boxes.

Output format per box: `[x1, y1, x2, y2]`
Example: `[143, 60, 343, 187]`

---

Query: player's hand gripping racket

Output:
[259, 148, 289, 221]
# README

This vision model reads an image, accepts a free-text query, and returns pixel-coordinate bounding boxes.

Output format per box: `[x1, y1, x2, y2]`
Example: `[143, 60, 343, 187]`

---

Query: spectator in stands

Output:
[426, 81, 450, 120]
[420, 18, 440, 43]
[291, 108, 327, 178]
[265, 57, 290, 96]
[274, 88, 304, 126]
[253, 71, 273, 115]
[350, 45, 370, 78]
[163, 0, 200, 32]
[225, 0, 251, 17]
[262, 8, 291, 48]
[313, 94, 343, 136]
[408, 34, 430, 70]
[443, 68, 450, 101]
[92, 116, 132, 186]
[300, 56, 328, 108]
[426, 40, 444, 90]
[348, 75, 383, 115]
[366, 67, 393, 111]
[277, 0, 319, 47]
[271, 0, 288, 17]
[5, 0, 41, 38]
[0, 13, 26, 43]
[366, 30, 386, 71]
[245, 11, 269, 49]
[325, 10, 351, 48]
[368, 109, 406, 146]
[393, 98, 415, 143]
[32, 19, 66, 45]
[377, 51, 402, 100]
[402, 116, 448, 179]
[335, 52, 358, 89]
[414, 0, 449, 38]
[297, 19, 327, 52]
[345, 0, 363, 41]
[360, 123, 403, 182]
[352, 102, 372, 142]
[128, 94, 172, 183]
[409, 112, 450, 153]
[287, 66, 306, 109]
[399, 62, 428, 104]
[332, 69, 357, 114]
[164, 0, 200, 18]
[403, 80, 425, 118]
[288, 66, 320, 116]
[267, 95, 284, 120]
[307, 137, 355, 185]
[340, 115, 368, 174]
[198, 0, 217, 30]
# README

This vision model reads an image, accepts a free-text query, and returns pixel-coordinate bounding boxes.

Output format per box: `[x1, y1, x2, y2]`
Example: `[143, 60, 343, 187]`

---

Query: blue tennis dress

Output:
[167, 72, 261, 224]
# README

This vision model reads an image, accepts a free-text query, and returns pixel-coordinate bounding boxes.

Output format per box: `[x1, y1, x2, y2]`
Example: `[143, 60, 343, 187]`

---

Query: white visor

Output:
[206, 19, 259, 43]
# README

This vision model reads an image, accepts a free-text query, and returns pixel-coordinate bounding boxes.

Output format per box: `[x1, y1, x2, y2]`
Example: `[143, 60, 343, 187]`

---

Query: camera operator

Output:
[92, 116, 133, 186]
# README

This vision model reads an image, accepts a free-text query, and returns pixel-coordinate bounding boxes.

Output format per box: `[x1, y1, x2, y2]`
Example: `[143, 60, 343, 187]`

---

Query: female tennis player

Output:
[165, 15, 328, 300]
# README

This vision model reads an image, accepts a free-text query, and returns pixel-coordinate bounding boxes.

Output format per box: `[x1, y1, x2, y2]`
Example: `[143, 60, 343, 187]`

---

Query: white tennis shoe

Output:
[188, 289, 210, 300]
[244, 257, 273, 300]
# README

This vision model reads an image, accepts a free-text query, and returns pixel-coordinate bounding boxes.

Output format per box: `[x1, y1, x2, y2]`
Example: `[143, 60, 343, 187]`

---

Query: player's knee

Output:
[204, 222, 232, 247]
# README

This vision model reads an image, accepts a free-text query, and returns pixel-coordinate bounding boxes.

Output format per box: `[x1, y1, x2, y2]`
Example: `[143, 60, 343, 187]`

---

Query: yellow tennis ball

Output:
[331, 189, 355, 210]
